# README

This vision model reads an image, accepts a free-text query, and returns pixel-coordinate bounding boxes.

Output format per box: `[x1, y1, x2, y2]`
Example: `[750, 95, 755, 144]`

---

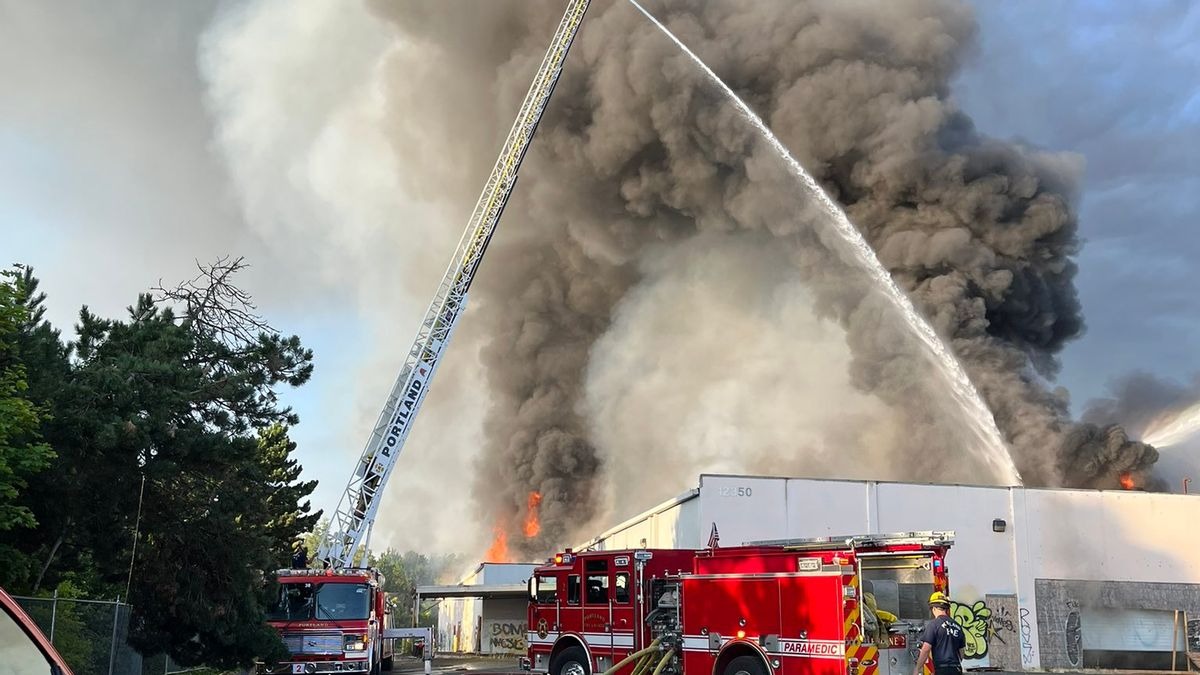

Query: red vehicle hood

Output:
[1, 586, 74, 675]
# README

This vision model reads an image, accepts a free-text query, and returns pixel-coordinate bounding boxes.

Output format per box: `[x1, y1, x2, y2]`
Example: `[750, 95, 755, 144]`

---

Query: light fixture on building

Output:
[639, 538, 647, 548]
[992, 519, 1006, 533]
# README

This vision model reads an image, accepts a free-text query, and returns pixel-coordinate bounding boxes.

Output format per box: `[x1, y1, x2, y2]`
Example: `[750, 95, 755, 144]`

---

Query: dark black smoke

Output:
[369, 0, 1158, 556]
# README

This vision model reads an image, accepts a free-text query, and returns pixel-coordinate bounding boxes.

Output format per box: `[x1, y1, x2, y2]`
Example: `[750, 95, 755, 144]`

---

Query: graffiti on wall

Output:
[983, 595, 1021, 671]
[1064, 609, 1082, 667]
[484, 621, 528, 654]
[1019, 606, 1035, 664]
[949, 600, 993, 659]
[991, 604, 1016, 642]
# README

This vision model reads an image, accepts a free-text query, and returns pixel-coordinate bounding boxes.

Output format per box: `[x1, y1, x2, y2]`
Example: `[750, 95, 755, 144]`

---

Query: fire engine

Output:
[261, 568, 394, 675]
[522, 532, 954, 675]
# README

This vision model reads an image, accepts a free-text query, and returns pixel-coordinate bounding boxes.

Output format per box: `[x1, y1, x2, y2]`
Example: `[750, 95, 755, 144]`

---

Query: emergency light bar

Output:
[274, 568, 375, 577]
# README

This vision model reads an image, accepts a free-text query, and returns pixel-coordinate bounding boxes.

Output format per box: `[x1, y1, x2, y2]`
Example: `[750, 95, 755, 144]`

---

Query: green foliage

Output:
[0, 263, 320, 669]
[369, 549, 464, 626]
[20, 583, 111, 675]
[0, 267, 54, 541]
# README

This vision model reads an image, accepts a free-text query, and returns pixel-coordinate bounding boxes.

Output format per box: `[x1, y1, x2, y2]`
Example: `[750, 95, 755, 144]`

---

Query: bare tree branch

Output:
[152, 256, 275, 350]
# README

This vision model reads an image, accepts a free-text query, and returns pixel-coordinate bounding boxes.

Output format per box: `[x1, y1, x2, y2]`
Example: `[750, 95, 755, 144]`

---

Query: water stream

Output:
[627, 0, 1022, 485]
[1144, 401, 1200, 448]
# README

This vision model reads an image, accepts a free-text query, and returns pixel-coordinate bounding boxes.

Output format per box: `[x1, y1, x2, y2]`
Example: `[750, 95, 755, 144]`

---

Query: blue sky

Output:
[952, 0, 1200, 404]
[2, 0, 1197, 547]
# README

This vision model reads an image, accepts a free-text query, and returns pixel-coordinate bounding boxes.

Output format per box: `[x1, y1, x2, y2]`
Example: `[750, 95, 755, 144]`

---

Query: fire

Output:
[484, 526, 510, 562]
[524, 491, 543, 538]
[1119, 473, 1135, 490]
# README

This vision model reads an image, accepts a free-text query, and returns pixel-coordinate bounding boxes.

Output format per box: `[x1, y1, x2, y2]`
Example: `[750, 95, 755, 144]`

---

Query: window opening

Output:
[615, 573, 630, 604]
[567, 575, 580, 605]
[536, 576, 558, 604]
[586, 573, 609, 604]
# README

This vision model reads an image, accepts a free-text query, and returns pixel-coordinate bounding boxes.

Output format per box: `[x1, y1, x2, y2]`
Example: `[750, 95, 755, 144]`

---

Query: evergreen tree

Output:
[0, 262, 320, 668]
[0, 267, 55, 583]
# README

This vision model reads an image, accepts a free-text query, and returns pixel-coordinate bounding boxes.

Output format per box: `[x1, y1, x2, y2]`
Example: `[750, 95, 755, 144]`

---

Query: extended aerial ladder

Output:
[316, 0, 592, 569]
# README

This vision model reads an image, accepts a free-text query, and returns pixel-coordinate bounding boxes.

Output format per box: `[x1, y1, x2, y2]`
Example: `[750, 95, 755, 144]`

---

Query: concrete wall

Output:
[1022, 490, 1200, 583]
[1035, 579, 1200, 669]
[481, 598, 529, 655]
[436, 564, 537, 654]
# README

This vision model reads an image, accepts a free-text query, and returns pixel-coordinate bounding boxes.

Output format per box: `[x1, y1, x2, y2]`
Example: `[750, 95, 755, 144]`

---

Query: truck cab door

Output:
[610, 568, 635, 670]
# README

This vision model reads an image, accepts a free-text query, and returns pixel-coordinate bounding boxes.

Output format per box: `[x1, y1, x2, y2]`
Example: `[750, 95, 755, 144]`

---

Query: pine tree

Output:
[0, 267, 55, 584]
[0, 262, 321, 668]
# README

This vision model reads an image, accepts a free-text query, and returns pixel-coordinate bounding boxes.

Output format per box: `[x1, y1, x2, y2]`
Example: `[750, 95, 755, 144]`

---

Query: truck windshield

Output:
[267, 582, 371, 621]
[536, 576, 557, 604]
[316, 583, 371, 620]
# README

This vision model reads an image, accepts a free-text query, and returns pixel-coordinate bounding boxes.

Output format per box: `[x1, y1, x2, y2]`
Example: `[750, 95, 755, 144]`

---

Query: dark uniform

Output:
[919, 614, 966, 675]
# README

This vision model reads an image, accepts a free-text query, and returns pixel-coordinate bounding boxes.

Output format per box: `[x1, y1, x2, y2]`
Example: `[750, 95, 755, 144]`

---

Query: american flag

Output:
[707, 522, 720, 549]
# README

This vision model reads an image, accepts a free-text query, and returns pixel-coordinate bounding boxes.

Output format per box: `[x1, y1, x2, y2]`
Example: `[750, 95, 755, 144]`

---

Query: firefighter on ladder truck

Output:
[522, 532, 955, 675]
[260, 1, 592, 673]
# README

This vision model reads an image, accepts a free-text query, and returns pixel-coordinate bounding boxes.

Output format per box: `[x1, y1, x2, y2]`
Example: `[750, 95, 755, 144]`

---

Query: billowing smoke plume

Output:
[1084, 373, 1199, 489]
[364, 0, 1157, 555]
[1084, 372, 1200, 436]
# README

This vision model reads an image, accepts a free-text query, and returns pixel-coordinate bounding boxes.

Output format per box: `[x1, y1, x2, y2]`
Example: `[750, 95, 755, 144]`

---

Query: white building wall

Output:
[581, 490, 701, 550]
[1023, 489, 1200, 583]
[784, 477, 872, 536]
[480, 563, 538, 585]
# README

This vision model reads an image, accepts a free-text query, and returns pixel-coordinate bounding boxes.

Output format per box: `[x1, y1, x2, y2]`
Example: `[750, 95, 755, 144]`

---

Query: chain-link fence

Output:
[14, 594, 144, 675]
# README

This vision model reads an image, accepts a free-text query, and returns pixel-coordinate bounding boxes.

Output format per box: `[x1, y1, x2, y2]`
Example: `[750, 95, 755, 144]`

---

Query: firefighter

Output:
[863, 592, 897, 644]
[291, 539, 308, 569]
[913, 592, 965, 675]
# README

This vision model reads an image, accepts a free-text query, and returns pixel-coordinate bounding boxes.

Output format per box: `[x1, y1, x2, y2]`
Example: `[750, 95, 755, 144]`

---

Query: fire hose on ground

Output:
[599, 638, 674, 675]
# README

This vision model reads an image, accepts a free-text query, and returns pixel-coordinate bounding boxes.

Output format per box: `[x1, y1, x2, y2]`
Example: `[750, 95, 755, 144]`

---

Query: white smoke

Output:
[199, 0, 493, 554]
[586, 233, 915, 524]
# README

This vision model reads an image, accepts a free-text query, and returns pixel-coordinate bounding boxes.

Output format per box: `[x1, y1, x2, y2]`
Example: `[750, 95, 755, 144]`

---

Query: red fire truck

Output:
[262, 568, 395, 675]
[522, 532, 953, 675]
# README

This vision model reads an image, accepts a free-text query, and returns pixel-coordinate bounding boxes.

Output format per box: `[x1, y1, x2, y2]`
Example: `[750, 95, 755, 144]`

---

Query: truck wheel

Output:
[551, 646, 590, 675]
[723, 655, 768, 675]
[370, 647, 382, 675]
[382, 655, 394, 671]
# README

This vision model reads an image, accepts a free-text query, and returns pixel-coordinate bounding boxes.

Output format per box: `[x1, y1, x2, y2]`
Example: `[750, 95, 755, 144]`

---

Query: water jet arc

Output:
[627, 0, 1022, 485]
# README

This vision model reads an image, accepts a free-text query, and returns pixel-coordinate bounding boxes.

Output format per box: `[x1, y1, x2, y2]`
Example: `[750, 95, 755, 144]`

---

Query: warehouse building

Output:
[427, 562, 536, 655]
[438, 474, 1200, 670]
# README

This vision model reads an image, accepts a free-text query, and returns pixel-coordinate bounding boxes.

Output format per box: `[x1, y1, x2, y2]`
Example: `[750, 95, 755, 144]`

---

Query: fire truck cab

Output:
[262, 568, 394, 675]
[524, 532, 953, 675]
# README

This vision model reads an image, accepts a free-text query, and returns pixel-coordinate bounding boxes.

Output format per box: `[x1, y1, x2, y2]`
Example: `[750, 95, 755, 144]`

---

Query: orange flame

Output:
[1119, 473, 1135, 490]
[484, 526, 510, 562]
[523, 491, 543, 538]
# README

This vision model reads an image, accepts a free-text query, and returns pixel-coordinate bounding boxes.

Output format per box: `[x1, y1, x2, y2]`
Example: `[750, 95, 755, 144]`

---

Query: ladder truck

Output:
[261, 3, 591, 675]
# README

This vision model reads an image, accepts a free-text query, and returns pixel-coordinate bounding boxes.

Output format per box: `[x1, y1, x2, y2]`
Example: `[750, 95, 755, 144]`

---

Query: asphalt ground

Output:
[391, 657, 1192, 675]
[393, 655, 524, 675]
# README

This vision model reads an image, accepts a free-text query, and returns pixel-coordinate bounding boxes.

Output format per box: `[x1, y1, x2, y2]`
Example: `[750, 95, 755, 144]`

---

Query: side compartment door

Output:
[777, 573, 847, 675]
[680, 576, 781, 675]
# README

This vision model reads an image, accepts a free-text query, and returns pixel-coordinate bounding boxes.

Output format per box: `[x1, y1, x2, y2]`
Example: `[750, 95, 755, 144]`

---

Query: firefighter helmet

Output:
[928, 591, 950, 608]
